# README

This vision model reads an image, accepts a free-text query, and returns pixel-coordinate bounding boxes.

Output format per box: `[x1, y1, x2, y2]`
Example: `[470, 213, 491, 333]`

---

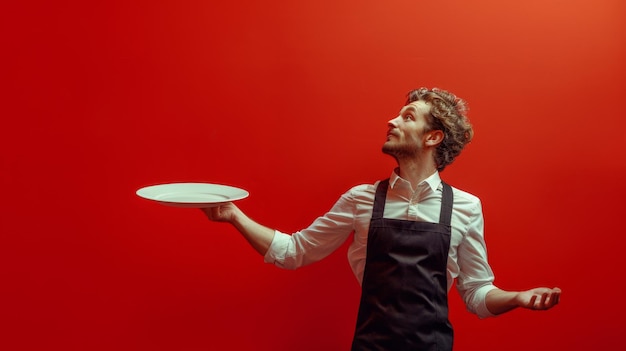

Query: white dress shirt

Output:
[264, 170, 497, 318]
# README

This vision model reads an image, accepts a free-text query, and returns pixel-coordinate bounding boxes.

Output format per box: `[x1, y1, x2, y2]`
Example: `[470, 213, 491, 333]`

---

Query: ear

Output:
[424, 130, 444, 147]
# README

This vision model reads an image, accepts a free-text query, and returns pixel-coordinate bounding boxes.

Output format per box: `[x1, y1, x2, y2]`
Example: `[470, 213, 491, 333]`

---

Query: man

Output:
[202, 87, 561, 350]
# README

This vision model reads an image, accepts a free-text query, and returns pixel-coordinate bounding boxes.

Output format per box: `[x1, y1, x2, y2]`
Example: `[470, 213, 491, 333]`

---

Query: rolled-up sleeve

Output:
[263, 190, 356, 270]
[456, 200, 498, 319]
[263, 230, 292, 268]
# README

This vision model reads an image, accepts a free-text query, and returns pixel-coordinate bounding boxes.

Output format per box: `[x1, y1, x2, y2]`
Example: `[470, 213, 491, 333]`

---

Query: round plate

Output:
[136, 183, 249, 208]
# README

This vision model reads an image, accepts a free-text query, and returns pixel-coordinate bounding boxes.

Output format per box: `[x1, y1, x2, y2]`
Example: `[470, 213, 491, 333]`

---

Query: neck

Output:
[396, 155, 438, 190]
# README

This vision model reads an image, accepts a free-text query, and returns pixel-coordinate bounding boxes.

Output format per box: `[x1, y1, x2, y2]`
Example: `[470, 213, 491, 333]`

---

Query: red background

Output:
[2, 0, 625, 350]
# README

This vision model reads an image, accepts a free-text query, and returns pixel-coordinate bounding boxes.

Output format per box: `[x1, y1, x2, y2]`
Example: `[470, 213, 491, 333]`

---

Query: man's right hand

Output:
[199, 203, 275, 256]
[201, 202, 239, 223]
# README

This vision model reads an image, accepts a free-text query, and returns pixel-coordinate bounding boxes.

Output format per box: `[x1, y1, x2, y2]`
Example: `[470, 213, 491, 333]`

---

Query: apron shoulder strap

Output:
[439, 182, 454, 226]
[372, 179, 390, 220]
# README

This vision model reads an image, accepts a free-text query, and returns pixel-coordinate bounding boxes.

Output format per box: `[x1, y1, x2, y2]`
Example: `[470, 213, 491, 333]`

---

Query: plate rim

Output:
[136, 182, 249, 206]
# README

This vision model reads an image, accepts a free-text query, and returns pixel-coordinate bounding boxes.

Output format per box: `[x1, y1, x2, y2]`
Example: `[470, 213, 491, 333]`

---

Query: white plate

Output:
[136, 183, 249, 208]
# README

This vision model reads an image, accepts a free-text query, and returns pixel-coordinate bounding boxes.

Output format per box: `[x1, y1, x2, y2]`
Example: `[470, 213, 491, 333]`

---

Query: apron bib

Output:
[351, 179, 454, 351]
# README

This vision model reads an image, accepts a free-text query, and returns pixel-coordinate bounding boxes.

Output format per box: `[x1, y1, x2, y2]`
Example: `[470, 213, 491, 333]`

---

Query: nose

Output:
[388, 115, 401, 128]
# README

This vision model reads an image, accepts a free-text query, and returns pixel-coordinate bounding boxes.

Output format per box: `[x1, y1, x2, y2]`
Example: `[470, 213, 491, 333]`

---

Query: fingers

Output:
[531, 288, 561, 310]
[200, 204, 236, 222]
[208, 206, 222, 221]
[548, 288, 561, 307]
[528, 294, 538, 309]
[199, 205, 221, 220]
[553, 287, 562, 305]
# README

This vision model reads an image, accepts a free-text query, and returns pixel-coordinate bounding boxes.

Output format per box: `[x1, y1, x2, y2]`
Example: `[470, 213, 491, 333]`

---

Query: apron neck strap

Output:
[372, 179, 454, 226]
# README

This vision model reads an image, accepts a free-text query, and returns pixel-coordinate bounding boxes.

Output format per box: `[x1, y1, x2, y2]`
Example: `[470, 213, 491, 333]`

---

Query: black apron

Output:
[351, 179, 454, 351]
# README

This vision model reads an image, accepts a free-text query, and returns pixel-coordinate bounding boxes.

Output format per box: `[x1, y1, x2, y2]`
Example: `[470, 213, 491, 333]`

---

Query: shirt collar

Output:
[389, 168, 442, 192]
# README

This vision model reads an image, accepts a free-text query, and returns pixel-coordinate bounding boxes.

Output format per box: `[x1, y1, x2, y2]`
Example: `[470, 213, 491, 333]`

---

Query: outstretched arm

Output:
[485, 287, 562, 315]
[200, 202, 275, 256]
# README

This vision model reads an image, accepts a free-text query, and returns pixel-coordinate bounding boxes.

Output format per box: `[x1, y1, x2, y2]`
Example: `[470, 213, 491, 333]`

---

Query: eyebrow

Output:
[400, 105, 418, 114]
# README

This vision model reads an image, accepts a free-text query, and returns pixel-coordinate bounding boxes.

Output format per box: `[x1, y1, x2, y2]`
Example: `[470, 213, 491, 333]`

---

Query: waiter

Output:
[202, 87, 561, 350]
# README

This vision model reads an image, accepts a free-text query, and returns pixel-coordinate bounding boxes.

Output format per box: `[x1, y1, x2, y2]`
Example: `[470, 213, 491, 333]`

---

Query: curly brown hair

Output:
[406, 87, 474, 171]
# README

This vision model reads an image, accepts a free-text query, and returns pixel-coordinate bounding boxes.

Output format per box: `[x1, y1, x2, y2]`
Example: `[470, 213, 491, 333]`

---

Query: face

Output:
[382, 100, 433, 159]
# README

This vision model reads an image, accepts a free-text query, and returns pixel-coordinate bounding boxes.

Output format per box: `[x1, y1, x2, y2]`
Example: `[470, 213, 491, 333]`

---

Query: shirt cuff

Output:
[263, 230, 290, 268]
[473, 284, 498, 319]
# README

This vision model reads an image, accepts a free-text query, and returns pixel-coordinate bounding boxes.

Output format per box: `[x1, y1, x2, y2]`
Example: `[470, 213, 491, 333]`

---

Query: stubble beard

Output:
[382, 141, 420, 161]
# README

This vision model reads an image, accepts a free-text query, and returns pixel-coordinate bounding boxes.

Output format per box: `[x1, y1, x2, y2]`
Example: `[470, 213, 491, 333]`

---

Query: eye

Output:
[403, 114, 414, 121]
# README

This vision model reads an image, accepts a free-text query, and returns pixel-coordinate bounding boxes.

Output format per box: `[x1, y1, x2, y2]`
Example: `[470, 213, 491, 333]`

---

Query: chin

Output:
[381, 143, 396, 156]
[382, 140, 395, 149]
